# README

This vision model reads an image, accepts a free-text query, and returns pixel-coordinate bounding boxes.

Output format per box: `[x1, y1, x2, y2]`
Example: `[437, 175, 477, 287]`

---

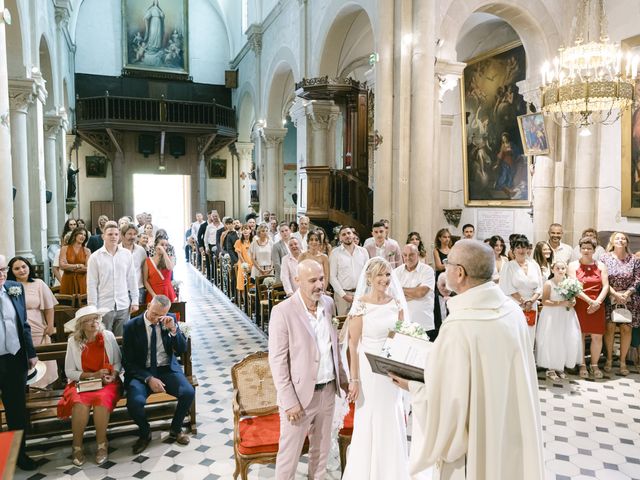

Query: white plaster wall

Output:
[75, 0, 231, 84]
[206, 148, 235, 216]
[72, 139, 114, 222]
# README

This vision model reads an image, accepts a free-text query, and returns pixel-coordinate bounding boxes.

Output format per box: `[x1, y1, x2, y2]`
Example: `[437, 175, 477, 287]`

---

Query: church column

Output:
[260, 128, 287, 218]
[111, 150, 125, 218]
[9, 80, 36, 261]
[573, 128, 599, 240]
[44, 114, 62, 245]
[306, 100, 340, 168]
[409, 0, 436, 238]
[0, 0, 16, 256]
[27, 71, 49, 267]
[56, 112, 69, 230]
[235, 142, 255, 218]
[373, 0, 394, 221]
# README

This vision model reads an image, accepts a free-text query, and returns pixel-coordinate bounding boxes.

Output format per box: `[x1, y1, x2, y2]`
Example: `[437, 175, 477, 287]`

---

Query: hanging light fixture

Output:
[540, 0, 639, 130]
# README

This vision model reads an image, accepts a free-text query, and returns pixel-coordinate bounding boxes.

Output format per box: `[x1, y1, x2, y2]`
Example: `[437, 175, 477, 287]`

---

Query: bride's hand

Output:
[347, 380, 360, 402]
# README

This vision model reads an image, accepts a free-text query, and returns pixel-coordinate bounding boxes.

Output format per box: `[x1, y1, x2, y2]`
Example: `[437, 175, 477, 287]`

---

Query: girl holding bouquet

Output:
[568, 237, 609, 379]
[536, 261, 582, 380]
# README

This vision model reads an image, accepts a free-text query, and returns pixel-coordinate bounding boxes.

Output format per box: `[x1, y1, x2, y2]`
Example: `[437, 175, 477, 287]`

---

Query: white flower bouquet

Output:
[241, 262, 250, 272]
[262, 277, 276, 288]
[394, 319, 431, 341]
[554, 277, 583, 310]
[8, 286, 22, 297]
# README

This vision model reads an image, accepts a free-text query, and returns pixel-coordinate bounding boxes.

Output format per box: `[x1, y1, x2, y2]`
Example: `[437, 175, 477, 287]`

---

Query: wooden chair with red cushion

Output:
[231, 351, 308, 479]
[338, 402, 355, 473]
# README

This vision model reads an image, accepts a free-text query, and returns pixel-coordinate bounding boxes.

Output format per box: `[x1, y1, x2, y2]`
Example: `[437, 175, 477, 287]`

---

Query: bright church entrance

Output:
[133, 174, 191, 253]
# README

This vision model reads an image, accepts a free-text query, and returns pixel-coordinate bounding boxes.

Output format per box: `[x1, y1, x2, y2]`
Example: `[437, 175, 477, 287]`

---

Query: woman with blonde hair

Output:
[57, 306, 122, 466]
[601, 232, 640, 376]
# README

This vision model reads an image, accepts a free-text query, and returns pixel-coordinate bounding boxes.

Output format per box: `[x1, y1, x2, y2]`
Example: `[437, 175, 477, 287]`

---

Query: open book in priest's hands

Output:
[365, 330, 433, 383]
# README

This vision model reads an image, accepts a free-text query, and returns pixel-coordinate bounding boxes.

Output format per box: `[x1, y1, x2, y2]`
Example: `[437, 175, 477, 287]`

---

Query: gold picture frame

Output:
[621, 34, 640, 217]
[461, 41, 531, 207]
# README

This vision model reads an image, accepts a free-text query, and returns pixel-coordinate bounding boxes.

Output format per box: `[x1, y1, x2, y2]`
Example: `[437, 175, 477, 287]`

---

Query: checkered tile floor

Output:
[14, 262, 640, 479]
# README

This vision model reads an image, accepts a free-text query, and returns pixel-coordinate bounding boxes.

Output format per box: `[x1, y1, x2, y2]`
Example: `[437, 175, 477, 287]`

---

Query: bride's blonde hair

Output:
[365, 257, 392, 286]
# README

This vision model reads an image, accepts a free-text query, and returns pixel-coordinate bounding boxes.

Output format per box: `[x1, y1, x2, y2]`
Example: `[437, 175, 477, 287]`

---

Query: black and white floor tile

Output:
[14, 262, 640, 479]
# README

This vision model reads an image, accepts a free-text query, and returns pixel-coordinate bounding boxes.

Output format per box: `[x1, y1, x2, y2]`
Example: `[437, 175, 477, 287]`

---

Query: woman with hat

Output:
[57, 306, 122, 467]
[8, 256, 59, 388]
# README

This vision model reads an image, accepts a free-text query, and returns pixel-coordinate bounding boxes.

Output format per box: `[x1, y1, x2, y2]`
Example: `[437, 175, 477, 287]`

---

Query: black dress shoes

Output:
[17, 454, 38, 471]
[169, 430, 190, 445]
[132, 435, 152, 455]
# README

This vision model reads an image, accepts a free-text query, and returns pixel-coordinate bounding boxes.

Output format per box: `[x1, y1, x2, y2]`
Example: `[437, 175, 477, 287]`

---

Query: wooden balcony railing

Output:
[76, 94, 236, 132]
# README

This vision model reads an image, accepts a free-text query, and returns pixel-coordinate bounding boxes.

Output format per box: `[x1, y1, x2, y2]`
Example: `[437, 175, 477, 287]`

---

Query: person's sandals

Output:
[95, 442, 108, 465]
[591, 365, 603, 379]
[603, 361, 613, 373]
[546, 370, 559, 381]
[579, 365, 589, 378]
[557, 370, 567, 379]
[72, 446, 85, 466]
[619, 364, 630, 376]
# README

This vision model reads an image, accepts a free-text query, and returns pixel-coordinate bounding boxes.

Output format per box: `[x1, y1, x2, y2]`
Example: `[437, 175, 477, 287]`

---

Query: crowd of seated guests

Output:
[1, 211, 191, 471]
[192, 212, 640, 384]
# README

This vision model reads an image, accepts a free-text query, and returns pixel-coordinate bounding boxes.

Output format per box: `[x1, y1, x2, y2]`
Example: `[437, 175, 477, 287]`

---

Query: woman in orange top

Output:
[143, 237, 176, 303]
[234, 224, 254, 296]
[60, 228, 91, 295]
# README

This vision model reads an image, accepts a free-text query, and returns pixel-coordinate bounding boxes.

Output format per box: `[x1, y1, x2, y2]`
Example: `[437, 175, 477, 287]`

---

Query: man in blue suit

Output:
[0, 254, 38, 470]
[123, 294, 194, 454]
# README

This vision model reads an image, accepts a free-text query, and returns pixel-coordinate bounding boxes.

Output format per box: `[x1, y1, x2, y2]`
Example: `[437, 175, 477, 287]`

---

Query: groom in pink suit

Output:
[268, 259, 348, 479]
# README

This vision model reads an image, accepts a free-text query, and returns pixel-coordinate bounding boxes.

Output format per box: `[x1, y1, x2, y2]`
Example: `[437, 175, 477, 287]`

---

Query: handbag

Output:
[77, 377, 103, 392]
[523, 309, 536, 326]
[611, 304, 632, 324]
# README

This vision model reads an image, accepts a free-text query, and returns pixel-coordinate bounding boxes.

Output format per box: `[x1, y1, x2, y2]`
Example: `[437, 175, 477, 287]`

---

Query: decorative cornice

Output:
[8, 79, 37, 113]
[234, 141, 254, 159]
[246, 24, 263, 56]
[306, 102, 340, 131]
[260, 127, 287, 147]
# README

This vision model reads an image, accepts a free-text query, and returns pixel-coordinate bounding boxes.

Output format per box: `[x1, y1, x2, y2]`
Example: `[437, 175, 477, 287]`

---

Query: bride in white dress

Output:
[342, 257, 410, 480]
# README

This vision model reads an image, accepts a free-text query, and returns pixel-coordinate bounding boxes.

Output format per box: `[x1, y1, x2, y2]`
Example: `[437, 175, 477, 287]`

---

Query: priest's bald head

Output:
[445, 239, 495, 294]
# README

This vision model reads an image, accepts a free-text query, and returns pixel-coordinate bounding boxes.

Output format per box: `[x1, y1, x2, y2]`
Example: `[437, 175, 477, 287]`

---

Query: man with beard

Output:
[329, 226, 369, 315]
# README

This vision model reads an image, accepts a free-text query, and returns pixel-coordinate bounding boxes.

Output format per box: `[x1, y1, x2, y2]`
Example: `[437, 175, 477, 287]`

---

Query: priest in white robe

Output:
[390, 240, 544, 480]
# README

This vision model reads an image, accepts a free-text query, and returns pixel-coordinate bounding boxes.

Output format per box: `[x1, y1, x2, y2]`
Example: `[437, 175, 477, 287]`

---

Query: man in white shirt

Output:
[203, 211, 224, 279]
[363, 221, 402, 268]
[292, 216, 310, 250]
[363, 218, 401, 251]
[87, 221, 139, 336]
[548, 223, 573, 264]
[390, 240, 544, 480]
[120, 223, 148, 305]
[190, 212, 204, 240]
[395, 244, 435, 335]
[329, 226, 369, 315]
[281, 237, 302, 296]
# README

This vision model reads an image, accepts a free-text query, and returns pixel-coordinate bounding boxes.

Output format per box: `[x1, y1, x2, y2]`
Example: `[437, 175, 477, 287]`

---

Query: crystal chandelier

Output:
[540, 0, 639, 133]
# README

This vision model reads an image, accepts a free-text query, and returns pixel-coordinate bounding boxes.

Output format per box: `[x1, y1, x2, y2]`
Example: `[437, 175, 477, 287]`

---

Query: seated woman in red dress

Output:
[57, 306, 122, 466]
[143, 236, 177, 304]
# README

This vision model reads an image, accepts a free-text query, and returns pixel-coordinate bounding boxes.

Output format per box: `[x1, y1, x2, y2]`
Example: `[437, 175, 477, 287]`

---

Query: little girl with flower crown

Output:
[535, 261, 583, 380]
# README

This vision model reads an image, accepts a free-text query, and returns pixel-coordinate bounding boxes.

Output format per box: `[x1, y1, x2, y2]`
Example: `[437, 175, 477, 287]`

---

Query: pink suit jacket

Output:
[364, 239, 403, 268]
[268, 293, 347, 411]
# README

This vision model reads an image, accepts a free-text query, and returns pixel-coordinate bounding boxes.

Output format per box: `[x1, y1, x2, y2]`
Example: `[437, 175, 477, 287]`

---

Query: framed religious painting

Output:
[122, 0, 189, 78]
[208, 158, 227, 179]
[517, 112, 550, 156]
[621, 34, 640, 217]
[461, 41, 531, 206]
[85, 156, 108, 178]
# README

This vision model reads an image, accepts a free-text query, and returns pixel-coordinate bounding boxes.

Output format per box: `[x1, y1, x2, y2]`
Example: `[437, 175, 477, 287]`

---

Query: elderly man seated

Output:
[123, 295, 194, 454]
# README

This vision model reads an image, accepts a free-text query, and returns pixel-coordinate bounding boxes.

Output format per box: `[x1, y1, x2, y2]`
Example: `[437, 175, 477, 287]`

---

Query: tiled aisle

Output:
[14, 262, 640, 480]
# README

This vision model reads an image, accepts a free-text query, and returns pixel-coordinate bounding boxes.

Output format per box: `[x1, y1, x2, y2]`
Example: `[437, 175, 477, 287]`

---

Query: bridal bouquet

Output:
[394, 319, 431, 341]
[555, 277, 583, 310]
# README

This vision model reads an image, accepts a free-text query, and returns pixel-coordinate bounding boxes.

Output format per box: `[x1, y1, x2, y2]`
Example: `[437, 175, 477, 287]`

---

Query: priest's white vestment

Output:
[408, 281, 544, 480]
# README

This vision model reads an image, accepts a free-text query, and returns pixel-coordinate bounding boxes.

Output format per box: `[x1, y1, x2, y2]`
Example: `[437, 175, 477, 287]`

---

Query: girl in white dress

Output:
[342, 258, 410, 480]
[535, 261, 582, 380]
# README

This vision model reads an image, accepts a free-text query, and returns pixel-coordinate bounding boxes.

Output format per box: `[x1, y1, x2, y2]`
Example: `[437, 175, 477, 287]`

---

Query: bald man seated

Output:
[268, 260, 348, 480]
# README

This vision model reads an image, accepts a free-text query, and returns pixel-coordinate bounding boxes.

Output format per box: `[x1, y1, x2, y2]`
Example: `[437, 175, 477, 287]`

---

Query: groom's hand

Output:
[388, 373, 410, 391]
[285, 403, 304, 423]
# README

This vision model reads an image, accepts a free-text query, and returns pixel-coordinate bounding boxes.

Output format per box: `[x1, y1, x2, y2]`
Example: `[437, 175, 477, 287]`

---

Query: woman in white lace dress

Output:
[342, 257, 410, 480]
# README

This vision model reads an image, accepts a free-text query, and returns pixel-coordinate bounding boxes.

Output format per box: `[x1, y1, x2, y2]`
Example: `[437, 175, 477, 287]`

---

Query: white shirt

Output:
[190, 220, 204, 239]
[394, 263, 436, 331]
[280, 254, 299, 295]
[144, 314, 170, 368]
[204, 222, 224, 246]
[499, 259, 543, 303]
[0, 287, 20, 356]
[125, 243, 148, 288]
[329, 244, 369, 298]
[87, 245, 139, 310]
[551, 242, 573, 264]
[298, 291, 334, 384]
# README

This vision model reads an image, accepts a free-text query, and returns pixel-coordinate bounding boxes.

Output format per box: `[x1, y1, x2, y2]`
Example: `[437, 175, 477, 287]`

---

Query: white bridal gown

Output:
[342, 299, 410, 480]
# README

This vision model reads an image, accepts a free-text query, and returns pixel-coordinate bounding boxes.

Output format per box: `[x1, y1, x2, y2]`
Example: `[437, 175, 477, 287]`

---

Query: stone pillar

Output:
[0, 0, 16, 256]
[112, 150, 125, 218]
[235, 142, 255, 219]
[306, 100, 340, 168]
[8, 81, 36, 260]
[373, 0, 394, 222]
[56, 111, 69, 231]
[44, 114, 62, 245]
[27, 72, 48, 268]
[260, 128, 287, 218]
[409, 0, 436, 238]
